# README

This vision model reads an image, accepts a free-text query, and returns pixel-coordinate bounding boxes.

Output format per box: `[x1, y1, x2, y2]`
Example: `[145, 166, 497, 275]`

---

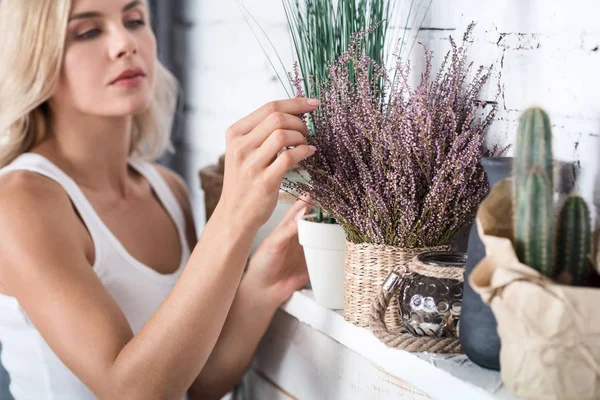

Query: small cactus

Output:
[515, 171, 554, 277]
[512, 106, 594, 285]
[514, 107, 553, 195]
[556, 196, 592, 286]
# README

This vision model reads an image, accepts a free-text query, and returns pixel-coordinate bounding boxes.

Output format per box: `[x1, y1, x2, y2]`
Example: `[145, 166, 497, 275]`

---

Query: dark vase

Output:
[460, 157, 513, 371]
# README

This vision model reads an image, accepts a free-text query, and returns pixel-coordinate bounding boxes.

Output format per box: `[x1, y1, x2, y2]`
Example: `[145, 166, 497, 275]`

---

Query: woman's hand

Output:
[216, 98, 319, 232]
[245, 198, 311, 306]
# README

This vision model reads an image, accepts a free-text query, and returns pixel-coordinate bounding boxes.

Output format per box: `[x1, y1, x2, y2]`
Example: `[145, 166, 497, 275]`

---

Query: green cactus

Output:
[514, 107, 553, 194]
[556, 196, 592, 286]
[512, 106, 594, 285]
[515, 171, 554, 277]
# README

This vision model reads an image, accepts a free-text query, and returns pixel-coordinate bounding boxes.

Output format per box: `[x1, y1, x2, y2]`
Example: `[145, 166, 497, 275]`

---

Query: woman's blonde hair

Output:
[0, 0, 179, 168]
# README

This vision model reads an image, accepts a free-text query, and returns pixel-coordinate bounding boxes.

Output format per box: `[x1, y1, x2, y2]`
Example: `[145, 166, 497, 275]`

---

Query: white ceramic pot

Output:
[297, 214, 346, 310]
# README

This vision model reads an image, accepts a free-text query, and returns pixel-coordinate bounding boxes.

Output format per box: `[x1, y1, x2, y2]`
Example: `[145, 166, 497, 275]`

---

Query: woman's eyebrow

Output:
[68, 0, 144, 22]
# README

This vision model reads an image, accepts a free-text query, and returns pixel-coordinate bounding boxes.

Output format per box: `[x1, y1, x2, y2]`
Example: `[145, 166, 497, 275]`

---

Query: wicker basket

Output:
[344, 242, 449, 330]
[199, 155, 225, 222]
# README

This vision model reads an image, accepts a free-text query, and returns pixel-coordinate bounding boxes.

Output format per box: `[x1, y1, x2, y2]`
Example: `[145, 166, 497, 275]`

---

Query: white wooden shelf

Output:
[249, 289, 516, 400]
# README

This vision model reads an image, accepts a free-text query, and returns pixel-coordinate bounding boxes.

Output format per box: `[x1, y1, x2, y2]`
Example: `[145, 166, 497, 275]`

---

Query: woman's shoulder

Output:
[0, 170, 90, 295]
[0, 170, 81, 240]
[0, 169, 72, 213]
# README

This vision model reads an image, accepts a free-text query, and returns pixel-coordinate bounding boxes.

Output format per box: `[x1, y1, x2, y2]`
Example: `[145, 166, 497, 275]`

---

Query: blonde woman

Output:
[0, 0, 319, 399]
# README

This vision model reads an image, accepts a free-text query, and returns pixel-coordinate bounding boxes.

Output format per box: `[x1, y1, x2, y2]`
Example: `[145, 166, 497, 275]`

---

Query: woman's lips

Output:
[112, 75, 145, 88]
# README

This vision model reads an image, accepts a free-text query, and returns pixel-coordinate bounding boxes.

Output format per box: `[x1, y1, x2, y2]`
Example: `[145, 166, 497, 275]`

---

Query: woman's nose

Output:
[108, 26, 137, 60]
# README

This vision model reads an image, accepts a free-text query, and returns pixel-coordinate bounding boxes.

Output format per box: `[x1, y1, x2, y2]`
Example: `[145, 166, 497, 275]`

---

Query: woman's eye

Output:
[125, 20, 145, 29]
[76, 29, 101, 40]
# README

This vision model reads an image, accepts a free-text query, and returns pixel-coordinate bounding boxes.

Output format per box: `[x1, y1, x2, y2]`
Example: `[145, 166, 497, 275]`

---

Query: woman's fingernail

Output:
[295, 207, 308, 221]
[307, 98, 320, 106]
[309, 145, 317, 153]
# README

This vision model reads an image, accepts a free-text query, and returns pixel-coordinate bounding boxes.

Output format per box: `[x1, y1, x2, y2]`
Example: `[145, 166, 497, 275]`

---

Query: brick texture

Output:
[180, 0, 600, 231]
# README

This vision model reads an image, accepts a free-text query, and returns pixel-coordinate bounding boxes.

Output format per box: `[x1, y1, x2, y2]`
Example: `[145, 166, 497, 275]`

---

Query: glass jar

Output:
[399, 252, 466, 338]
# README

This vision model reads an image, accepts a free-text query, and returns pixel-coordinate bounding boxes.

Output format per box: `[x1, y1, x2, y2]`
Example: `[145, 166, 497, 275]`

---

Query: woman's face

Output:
[52, 0, 156, 117]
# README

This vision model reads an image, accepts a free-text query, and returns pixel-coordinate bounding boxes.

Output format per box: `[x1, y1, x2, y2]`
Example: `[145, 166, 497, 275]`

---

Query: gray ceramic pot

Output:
[460, 157, 513, 371]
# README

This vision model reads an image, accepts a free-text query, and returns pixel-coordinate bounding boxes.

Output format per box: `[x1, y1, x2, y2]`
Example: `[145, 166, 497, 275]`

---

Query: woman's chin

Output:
[105, 96, 153, 116]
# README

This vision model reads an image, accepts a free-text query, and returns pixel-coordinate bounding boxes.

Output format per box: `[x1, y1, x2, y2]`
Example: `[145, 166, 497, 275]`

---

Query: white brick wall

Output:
[180, 0, 600, 231]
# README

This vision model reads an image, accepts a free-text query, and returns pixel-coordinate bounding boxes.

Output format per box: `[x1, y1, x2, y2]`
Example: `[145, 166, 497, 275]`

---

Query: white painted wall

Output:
[179, 0, 600, 231]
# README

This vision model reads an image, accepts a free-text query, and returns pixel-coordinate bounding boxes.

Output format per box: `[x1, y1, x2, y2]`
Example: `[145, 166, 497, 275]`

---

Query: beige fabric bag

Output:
[470, 179, 600, 400]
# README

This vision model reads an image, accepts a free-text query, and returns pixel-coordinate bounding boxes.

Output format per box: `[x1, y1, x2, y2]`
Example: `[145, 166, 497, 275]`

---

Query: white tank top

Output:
[0, 153, 191, 400]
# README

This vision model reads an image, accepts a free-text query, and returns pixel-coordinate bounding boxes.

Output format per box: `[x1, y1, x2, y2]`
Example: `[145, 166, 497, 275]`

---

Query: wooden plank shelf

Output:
[247, 289, 516, 400]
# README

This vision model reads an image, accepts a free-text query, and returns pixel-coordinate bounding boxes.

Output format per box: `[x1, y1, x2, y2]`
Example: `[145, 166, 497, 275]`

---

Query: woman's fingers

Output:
[265, 145, 317, 183]
[277, 205, 308, 242]
[266, 198, 311, 249]
[245, 112, 309, 149]
[282, 195, 312, 225]
[251, 129, 308, 167]
[226, 98, 319, 139]
[219, 96, 320, 231]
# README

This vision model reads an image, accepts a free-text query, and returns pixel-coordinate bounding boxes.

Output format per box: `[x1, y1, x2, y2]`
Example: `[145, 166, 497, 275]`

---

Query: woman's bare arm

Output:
[0, 170, 254, 400]
[0, 97, 319, 400]
[187, 199, 309, 400]
[158, 166, 311, 400]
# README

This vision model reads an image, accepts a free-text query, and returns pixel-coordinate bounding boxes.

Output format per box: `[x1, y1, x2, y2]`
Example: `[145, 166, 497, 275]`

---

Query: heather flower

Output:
[285, 23, 503, 248]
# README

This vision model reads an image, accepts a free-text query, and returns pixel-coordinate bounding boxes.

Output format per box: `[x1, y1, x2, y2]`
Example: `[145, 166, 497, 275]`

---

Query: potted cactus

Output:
[513, 107, 593, 285]
[470, 107, 600, 400]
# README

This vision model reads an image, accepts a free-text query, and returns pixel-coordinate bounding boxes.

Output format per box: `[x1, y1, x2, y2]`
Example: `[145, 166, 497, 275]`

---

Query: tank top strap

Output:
[0, 153, 108, 267]
[128, 159, 190, 254]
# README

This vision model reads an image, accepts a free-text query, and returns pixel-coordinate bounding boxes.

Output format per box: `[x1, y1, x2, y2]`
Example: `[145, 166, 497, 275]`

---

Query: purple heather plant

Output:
[285, 23, 502, 248]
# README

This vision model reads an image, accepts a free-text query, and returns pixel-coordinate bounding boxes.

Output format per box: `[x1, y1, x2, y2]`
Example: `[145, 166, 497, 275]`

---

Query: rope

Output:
[409, 260, 465, 281]
[369, 255, 464, 354]
[370, 288, 463, 354]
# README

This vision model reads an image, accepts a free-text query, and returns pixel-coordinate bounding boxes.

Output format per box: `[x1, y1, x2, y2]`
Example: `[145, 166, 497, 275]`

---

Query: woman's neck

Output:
[36, 108, 136, 199]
